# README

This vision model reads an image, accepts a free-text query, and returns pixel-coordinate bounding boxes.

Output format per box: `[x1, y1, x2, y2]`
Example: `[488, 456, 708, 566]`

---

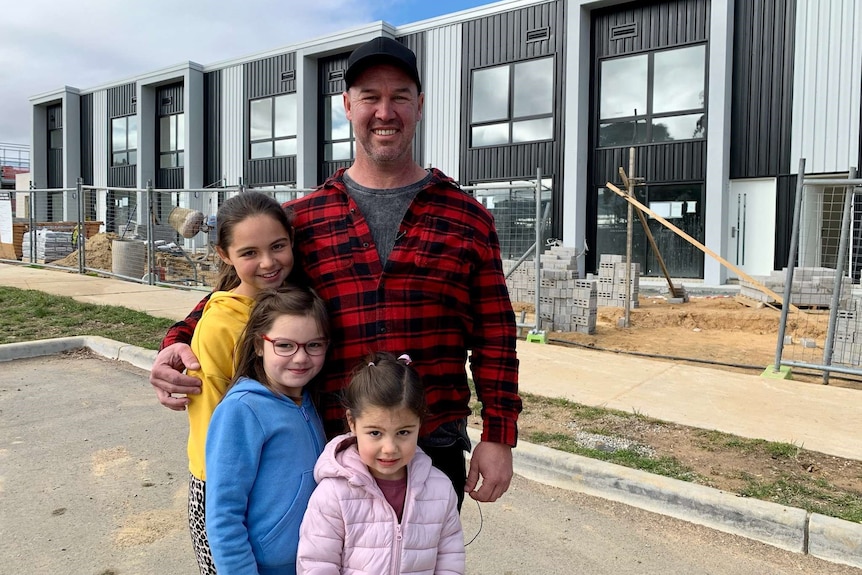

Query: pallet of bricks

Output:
[21, 228, 75, 264]
[503, 244, 597, 334]
[832, 296, 862, 367]
[593, 254, 639, 309]
[738, 267, 846, 308]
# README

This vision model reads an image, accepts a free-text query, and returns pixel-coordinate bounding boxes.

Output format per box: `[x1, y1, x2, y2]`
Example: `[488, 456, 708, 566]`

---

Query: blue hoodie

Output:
[205, 376, 326, 575]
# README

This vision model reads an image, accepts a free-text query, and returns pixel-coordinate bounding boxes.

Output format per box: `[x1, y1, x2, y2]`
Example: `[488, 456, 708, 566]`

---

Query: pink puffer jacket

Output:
[297, 433, 465, 575]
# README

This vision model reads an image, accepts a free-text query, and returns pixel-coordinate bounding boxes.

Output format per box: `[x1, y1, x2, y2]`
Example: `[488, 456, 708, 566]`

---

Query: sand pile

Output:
[53, 232, 119, 271]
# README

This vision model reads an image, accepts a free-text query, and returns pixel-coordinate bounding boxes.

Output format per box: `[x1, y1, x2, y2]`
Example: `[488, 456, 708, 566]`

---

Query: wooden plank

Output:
[606, 182, 799, 312]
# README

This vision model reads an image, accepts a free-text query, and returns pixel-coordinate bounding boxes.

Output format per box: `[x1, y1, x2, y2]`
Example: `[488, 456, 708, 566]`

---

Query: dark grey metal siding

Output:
[245, 53, 297, 186]
[157, 83, 184, 189]
[107, 83, 137, 188]
[593, 0, 709, 59]
[204, 71, 222, 187]
[318, 54, 351, 183]
[459, 0, 566, 205]
[730, 0, 796, 178]
[80, 93, 93, 186]
[157, 84, 184, 115]
[107, 83, 136, 118]
[775, 174, 797, 270]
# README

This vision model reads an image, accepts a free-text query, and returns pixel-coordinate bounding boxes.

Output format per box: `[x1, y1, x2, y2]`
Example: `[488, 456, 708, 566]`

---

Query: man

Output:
[149, 36, 521, 505]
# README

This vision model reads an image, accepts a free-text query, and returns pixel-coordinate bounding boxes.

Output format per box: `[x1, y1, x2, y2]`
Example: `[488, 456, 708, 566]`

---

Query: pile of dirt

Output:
[52, 232, 119, 271]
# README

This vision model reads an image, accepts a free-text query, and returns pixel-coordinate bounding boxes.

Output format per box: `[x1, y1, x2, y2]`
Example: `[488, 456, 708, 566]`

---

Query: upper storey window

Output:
[598, 44, 706, 147]
[250, 94, 297, 159]
[470, 57, 554, 147]
[111, 115, 137, 166]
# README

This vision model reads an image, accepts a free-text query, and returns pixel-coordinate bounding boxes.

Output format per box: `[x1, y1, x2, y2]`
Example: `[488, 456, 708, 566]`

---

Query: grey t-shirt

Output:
[344, 171, 432, 266]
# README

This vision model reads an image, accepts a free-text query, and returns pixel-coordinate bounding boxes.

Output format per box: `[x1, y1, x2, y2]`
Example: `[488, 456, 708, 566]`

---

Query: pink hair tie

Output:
[397, 354, 412, 365]
[368, 361, 375, 367]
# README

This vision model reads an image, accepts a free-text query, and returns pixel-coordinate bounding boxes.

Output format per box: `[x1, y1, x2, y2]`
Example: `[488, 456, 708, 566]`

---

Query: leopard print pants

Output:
[188, 474, 217, 575]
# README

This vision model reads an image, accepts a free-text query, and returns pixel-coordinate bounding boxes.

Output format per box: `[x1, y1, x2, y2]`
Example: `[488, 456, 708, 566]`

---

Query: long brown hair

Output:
[214, 191, 295, 292]
[230, 285, 330, 395]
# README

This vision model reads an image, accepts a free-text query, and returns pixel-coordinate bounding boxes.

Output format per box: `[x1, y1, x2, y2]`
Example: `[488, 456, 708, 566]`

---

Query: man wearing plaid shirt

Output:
[149, 37, 521, 505]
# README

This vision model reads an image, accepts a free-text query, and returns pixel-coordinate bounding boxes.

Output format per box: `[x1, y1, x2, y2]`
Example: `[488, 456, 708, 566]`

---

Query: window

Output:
[598, 45, 706, 147]
[323, 94, 353, 161]
[48, 106, 63, 151]
[250, 94, 297, 159]
[111, 116, 137, 166]
[159, 113, 184, 168]
[470, 57, 554, 147]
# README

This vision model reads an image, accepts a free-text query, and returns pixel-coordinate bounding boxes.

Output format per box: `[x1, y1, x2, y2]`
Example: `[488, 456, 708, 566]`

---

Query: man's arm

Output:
[149, 293, 210, 410]
[464, 222, 522, 502]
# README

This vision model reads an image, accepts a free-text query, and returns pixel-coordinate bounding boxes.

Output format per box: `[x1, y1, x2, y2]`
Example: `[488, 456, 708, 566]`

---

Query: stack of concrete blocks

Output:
[596, 254, 640, 308]
[503, 244, 597, 334]
[739, 267, 848, 307]
[21, 229, 74, 264]
[832, 297, 862, 366]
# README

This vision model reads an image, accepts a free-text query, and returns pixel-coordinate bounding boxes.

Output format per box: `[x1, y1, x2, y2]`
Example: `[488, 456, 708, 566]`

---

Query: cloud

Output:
[0, 0, 382, 145]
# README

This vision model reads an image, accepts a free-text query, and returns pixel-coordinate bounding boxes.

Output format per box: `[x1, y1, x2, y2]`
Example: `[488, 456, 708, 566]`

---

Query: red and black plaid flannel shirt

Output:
[161, 168, 521, 446]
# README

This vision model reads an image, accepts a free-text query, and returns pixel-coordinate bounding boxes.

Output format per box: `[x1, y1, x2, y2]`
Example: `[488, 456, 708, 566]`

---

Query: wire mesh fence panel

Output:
[774, 176, 862, 379]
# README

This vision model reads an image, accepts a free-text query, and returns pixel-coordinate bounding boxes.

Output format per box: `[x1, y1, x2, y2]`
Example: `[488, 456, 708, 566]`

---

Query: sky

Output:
[0, 0, 496, 147]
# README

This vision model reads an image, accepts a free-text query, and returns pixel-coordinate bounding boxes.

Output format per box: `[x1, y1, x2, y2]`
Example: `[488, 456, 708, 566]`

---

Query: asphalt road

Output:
[1, 353, 858, 575]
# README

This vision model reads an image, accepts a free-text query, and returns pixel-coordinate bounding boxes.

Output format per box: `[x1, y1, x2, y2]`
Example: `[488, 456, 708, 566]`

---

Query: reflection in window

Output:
[111, 115, 137, 166]
[324, 94, 353, 161]
[598, 45, 706, 147]
[653, 45, 705, 114]
[595, 184, 704, 278]
[470, 57, 554, 147]
[472, 67, 509, 123]
[250, 94, 297, 159]
[599, 55, 647, 119]
[159, 113, 184, 168]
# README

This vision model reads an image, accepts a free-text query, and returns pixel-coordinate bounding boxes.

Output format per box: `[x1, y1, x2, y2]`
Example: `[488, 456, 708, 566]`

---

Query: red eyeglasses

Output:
[260, 335, 329, 357]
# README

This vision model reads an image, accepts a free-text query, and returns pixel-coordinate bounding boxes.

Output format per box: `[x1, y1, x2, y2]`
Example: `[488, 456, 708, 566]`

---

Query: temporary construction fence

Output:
[2, 173, 560, 335]
[770, 160, 862, 383]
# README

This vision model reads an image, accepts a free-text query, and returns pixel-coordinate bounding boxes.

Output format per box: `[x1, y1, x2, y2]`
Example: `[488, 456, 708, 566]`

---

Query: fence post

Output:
[533, 167, 543, 336]
[76, 178, 85, 274]
[820, 167, 857, 384]
[773, 158, 806, 375]
[146, 180, 155, 286]
[28, 182, 36, 264]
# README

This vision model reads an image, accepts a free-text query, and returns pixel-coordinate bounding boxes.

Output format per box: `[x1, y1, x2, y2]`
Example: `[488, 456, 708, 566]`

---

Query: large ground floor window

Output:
[595, 183, 704, 278]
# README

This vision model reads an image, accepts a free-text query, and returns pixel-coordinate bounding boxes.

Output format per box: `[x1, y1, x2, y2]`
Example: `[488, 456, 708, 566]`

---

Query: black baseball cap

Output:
[345, 36, 422, 93]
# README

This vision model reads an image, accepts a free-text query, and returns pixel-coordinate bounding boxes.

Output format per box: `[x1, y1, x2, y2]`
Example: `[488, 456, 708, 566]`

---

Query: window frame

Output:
[322, 93, 354, 162]
[469, 56, 556, 148]
[249, 93, 298, 160]
[159, 113, 185, 169]
[597, 44, 707, 149]
[111, 115, 137, 166]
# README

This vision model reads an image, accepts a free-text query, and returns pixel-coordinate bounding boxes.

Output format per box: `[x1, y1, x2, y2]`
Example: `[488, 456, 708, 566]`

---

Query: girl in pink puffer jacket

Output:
[297, 352, 465, 575]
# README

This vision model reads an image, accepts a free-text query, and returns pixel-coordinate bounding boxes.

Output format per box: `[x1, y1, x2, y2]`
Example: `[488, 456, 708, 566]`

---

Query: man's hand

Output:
[149, 343, 202, 411]
[464, 441, 513, 502]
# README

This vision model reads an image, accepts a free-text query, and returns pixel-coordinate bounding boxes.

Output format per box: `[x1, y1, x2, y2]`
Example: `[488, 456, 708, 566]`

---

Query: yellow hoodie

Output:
[186, 291, 255, 480]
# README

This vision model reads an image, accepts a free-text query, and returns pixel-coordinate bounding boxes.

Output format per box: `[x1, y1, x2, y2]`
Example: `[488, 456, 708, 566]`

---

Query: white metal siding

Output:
[791, 0, 862, 174]
[92, 90, 107, 188]
[221, 66, 244, 186]
[424, 24, 462, 181]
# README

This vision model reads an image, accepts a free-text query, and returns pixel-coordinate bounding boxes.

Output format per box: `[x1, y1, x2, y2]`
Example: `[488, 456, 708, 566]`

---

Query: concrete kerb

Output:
[466, 429, 862, 570]
[1, 336, 860, 569]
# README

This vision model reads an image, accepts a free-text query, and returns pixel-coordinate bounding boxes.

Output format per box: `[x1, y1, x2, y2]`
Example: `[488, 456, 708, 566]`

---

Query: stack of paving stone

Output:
[739, 267, 847, 308]
[595, 254, 640, 308]
[503, 244, 597, 334]
[832, 297, 862, 366]
[21, 229, 75, 264]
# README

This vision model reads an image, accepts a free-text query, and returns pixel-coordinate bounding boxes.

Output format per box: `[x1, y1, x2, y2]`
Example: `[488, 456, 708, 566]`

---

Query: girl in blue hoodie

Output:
[205, 286, 329, 575]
